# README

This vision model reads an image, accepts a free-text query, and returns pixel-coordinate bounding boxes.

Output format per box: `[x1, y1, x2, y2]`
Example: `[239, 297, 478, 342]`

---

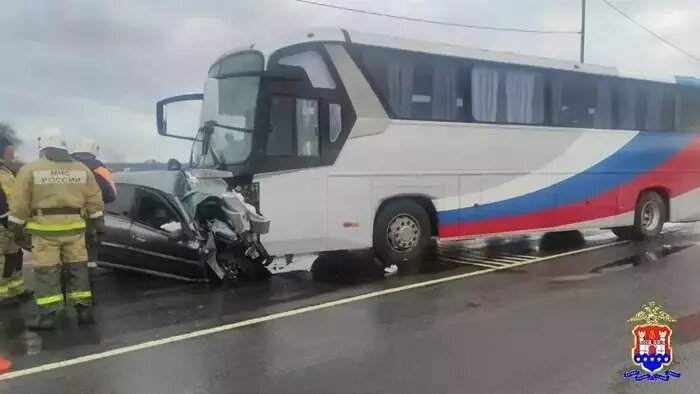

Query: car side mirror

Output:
[160, 221, 185, 242]
[167, 158, 182, 171]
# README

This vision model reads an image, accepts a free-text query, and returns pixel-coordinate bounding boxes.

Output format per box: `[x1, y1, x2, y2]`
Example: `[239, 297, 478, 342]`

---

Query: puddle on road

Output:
[592, 244, 692, 273]
[544, 244, 693, 283]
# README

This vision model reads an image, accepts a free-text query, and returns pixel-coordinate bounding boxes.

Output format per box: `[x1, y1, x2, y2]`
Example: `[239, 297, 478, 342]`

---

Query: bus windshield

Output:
[202, 51, 263, 166]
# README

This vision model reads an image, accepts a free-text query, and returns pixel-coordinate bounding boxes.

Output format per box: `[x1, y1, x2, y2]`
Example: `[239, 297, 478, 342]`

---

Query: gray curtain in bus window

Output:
[551, 77, 563, 125]
[296, 99, 319, 156]
[432, 63, 457, 120]
[618, 85, 637, 129]
[505, 70, 541, 124]
[675, 90, 683, 131]
[387, 54, 413, 118]
[595, 81, 613, 128]
[472, 67, 499, 122]
[645, 88, 663, 130]
[681, 89, 700, 132]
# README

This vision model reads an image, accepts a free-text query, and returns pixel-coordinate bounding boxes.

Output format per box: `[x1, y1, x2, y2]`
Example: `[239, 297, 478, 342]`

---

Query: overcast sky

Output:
[1, 0, 698, 162]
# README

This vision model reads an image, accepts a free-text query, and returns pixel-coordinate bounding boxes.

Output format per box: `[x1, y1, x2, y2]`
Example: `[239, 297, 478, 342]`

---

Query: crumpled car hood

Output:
[180, 170, 269, 234]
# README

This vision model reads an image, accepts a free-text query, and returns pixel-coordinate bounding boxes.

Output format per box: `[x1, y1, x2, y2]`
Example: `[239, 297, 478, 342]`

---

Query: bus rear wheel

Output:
[612, 191, 666, 241]
[373, 199, 431, 267]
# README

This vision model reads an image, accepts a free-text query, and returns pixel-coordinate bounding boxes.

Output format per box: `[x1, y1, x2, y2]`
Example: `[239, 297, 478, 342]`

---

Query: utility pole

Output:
[580, 0, 586, 63]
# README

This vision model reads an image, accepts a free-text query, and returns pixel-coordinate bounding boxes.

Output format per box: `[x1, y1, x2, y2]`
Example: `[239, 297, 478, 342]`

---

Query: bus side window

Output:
[267, 96, 321, 157]
[616, 82, 677, 131]
[268, 95, 295, 155]
[551, 73, 611, 129]
[471, 65, 545, 125]
[679, 87, 700, 132]
[296, 98, 320, 157]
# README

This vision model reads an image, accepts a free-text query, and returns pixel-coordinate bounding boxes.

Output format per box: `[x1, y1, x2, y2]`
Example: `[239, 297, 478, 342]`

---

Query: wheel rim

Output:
[387, 213, 421, 253]
[641, 200, 661, 231]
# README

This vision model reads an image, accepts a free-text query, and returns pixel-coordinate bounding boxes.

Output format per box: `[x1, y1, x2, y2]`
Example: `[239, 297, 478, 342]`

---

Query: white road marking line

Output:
[435, 253, 511, 267]
[0, 240, 629, 383]
[433, 250, 514, 268]
[434, 255, 502, 269]
[434, 249, 539, 266]
[483, 255, 531, 263]
[481, 257, 524, 264]
[471, 259, 511, 266]
[504, 254, 540, 261]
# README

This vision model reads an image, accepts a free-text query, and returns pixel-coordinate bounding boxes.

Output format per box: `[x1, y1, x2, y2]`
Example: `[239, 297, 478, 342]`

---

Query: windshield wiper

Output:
[203, 120, 254, 134]
[197, 124, 231, 169]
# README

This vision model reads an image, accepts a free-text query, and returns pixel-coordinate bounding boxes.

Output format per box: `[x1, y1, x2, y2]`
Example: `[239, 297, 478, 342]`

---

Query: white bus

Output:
[157, 28, 700, 268]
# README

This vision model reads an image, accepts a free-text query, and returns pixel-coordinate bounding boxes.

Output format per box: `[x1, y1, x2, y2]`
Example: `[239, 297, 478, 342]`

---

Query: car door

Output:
[127, 186, 204, 280]
[99, 183, 136, 266]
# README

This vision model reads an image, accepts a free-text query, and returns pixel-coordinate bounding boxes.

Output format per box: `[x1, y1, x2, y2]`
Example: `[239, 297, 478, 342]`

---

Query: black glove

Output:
[8, 220, 24, 240]
[8, 221, 28, 249]
[87, 216, 105, 234]
[19, 234, 31, 250]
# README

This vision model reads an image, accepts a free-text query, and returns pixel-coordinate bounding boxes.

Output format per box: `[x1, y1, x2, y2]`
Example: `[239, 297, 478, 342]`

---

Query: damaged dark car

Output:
[98, 168, 272, 282]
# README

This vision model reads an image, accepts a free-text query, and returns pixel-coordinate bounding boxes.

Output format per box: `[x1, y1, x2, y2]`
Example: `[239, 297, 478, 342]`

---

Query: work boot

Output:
[75, 305, 95, 326]
[0, 297, 20, 308]
[26, 312, 57, 331]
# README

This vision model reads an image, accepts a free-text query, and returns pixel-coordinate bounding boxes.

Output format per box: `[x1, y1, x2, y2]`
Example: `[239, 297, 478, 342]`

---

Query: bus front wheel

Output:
[373, 199, 431, 267]
[612, 191, 667, 241]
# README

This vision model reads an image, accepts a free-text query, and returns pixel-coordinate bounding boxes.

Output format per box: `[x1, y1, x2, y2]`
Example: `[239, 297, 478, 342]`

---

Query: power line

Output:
[296, 0, 580, 35]
[599, 0, 700, 62]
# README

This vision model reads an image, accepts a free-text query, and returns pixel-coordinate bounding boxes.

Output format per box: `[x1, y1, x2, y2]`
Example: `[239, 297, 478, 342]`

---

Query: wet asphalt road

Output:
[2, 226, 700, 393]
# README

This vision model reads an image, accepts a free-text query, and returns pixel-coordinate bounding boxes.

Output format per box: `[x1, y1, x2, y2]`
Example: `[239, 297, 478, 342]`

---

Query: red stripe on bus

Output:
[438, 136, 700, 238]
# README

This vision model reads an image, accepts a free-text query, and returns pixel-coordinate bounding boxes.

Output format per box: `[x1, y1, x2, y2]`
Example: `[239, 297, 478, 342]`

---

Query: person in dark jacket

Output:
[71, 138, 116, 298]
[71, 138, 116, 204]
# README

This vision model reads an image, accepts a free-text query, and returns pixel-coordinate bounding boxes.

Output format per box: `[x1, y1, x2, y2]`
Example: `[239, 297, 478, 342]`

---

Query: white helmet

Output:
[73, 137, 100, 156]
[37, 128, 67, 151]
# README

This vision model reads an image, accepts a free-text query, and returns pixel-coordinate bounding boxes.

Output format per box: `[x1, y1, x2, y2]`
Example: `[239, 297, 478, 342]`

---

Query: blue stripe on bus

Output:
[437, 132, 694, 225]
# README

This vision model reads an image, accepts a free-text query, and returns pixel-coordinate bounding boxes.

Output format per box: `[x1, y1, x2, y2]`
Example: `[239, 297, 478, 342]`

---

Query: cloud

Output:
[1, 0, 698, 163]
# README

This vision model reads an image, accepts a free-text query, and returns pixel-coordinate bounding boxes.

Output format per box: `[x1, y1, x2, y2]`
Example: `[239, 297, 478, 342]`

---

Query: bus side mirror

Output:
[156, 93, 204, 141]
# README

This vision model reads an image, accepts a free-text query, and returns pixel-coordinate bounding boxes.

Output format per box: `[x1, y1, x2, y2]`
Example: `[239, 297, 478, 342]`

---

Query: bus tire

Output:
[373, 199, 431, 267]
[613, 191, 666, 241]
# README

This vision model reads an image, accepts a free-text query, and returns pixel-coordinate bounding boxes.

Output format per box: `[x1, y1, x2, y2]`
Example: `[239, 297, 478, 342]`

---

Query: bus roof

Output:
[216, 28, 699, 86]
